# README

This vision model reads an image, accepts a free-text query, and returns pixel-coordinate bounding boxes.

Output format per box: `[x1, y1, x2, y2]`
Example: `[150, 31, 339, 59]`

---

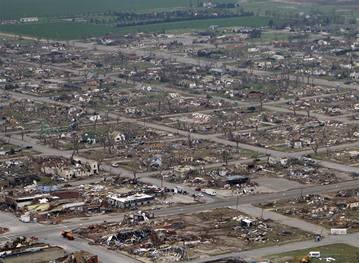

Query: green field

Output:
[1, 0, 357, 21]
[270, 244, 359, 263]
[0, 0, 237, 19]
[241, 0, 359, 17]
[0, 0, 355, 40]
[0, 16, 274, 40]
[0, 23, 112, 40]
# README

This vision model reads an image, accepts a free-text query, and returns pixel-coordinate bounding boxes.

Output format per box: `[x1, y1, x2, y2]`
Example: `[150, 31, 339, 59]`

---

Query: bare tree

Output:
[71, 133, 80, 158]
[266, 153, 271, 165]
[222, 150, 230, 165]
[311, 139, 319, 155]
[95, 154, 105, 172]
[235, 135, 240, 153]
[305, 104, 311, 118]
[104, 125, 116, 154]
[187, 133, 192, 148]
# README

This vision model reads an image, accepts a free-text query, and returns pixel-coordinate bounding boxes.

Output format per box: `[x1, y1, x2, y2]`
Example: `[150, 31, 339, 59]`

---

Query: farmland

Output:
[0, 16, 274, 40]
[1, 0, 357, 22]
[0, 0, 211, 19]
[0, 0, 357, 40]
[1, 0, 358, 20]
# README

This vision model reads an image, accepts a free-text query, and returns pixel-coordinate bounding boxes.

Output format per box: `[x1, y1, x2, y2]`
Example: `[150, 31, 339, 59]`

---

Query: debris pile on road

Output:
[0, 227, 8, 234]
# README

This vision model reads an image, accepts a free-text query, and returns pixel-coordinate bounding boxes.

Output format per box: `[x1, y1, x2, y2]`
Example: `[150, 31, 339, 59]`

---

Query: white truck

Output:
[202, 189, 217, 196]
[308, 251, 321, 258]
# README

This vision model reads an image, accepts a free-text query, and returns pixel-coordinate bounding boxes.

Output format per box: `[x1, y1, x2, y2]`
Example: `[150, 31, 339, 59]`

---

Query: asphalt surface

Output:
[2, 88, 359, 175]
[188, 232, 359, 263]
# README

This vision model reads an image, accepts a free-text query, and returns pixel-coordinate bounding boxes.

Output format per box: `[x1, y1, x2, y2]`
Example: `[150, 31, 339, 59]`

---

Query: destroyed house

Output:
[0, 244, 66, 263]
[108, 193, 154, 208]
[5, 194, 51, 209]
[225, 175, 249, 186]
[0, 178, 9, 189]
[57, 251, 99, 263]
[43, 157, 99, 179]
[5, 190, 81, 210]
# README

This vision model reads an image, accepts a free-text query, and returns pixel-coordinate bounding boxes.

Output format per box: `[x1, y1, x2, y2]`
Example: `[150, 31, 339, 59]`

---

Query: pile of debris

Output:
[0, 236, 36, 251]
[77, 208, 309, 261]
[268, 157, 342, 185]
[56, 250, 98, 263]
[0, 236, 98, 263]
[286, 165, 339, 185]
[204, 258, 247, 263]
[0, 227, 9, 234]
[273, 192, 359, 229]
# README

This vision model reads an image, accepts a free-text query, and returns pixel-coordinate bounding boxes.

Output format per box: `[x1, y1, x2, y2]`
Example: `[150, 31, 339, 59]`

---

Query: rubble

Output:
[262, 189, 359, 231]
[0, 227, 8, 235]
[0, 236, 98, 263]
[77, 208, 310, 262]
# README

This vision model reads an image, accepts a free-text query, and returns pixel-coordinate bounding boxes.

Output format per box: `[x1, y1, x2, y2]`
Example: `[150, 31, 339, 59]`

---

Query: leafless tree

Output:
[235, 135, 240, 153]
[305, 105, 311, 118]
[187, 133, 192, 148]
[266, 153, 271, 165]
[104, 125, 116, 154]
[222, 150, 230, 165]
[71, 133, 80, 158]
[311, 139, 319, 155]
[95, 154, 105, 172]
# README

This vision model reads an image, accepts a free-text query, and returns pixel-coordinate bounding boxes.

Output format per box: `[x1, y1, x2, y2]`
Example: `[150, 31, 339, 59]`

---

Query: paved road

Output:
[69, 40, 359, 92]
[0, 133, 251, 202]
[234, 204, 329, 236]
[1, 34, 359, 263]
[0, 212, 141, 263]
[2, 89, 359, 175]
[263, 104, 355, 124]
[2, 32, 358, 102]
[2, 101, 359, 262]
[40, 231, 142, 263]
[188, 232, 359, 263]
[1, 195, 358, 263]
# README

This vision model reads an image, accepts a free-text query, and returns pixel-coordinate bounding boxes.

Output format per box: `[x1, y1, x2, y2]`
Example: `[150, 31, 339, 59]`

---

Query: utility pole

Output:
[160, 168, 164, 188]
[299, 187, 303, 199]
[236, 190, 239, 209]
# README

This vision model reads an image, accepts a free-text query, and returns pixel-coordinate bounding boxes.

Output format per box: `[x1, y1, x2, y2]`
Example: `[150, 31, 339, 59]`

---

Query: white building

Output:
[20, 17, 39, 23]
[108, 193, 154, 209]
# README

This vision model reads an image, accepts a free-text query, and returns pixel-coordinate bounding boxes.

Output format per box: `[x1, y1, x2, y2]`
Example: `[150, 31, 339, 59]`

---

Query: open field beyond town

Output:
[0, 17, 274, 40]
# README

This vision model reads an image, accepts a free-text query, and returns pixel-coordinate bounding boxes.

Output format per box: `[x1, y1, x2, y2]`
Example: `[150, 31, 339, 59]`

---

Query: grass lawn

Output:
[0, 23, 113, 40]
[257, 31, 290, 42]
[0, 16, 275, 40]
[270, 243, 359, 263]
